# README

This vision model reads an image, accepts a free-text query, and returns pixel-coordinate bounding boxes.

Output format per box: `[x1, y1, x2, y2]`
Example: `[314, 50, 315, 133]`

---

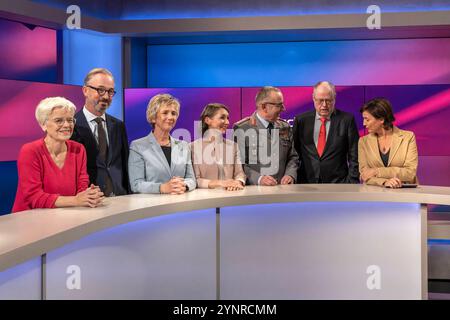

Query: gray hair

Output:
[255, 86, 282, 106]
[146, 93, 180, 125]
[83, 68, 114, 86]
[313, 81, 336, 99]
[35, 97, 77, 126]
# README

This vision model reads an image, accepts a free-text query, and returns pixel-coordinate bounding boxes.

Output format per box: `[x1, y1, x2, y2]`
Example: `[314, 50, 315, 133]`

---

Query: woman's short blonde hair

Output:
[35, 97, 77, 126]
[146, 94, 180, 125]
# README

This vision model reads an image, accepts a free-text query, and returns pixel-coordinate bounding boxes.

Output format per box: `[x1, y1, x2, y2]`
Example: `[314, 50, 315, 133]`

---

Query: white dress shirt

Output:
[82, 106, 109, 146]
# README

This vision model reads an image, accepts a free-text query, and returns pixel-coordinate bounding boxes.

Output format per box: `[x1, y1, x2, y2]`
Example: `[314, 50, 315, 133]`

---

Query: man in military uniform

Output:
[233, 86, 299, 186]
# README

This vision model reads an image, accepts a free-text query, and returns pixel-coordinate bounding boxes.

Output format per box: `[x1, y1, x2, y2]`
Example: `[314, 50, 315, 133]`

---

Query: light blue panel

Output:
[63, 29, 123, 119]
[147, 39, 450, 87]
[220, 202, 423, 299]
[0, 257, 41, 300]
[46, 209, 216, 299]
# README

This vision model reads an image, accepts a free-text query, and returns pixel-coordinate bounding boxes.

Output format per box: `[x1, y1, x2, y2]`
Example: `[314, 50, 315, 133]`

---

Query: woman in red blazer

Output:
[12, 97, 104, 213]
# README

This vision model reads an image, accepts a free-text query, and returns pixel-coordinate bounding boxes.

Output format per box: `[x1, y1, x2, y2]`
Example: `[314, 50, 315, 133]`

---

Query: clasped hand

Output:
[160, 176, 187, 195]
[76, 184, 104, 208]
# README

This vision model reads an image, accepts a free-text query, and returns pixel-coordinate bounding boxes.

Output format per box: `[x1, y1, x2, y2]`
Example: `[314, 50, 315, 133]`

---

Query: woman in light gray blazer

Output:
[128, 94, 196, 194]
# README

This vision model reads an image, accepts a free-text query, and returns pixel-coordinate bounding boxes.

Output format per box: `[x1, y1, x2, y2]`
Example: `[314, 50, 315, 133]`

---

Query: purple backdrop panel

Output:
[241, 86, 365, 130]
[0, 79, 84, 161]
[365, 85, 450, 156]
[124, 88, 241, 142]
[417, 156, 450, 187]
[0, 19, 57, 82]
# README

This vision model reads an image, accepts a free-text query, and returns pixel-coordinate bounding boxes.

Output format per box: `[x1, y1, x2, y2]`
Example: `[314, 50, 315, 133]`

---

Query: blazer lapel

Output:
[148, 133, 172, 177]
[321, 112, 336, 158]
[388, 127, 404, 166]
[367, 134, 384, 167]
[105, 115, 116, 165]
[170, 138, 188, 176]
[303, 114, 318, 158]
[253, 113, 268, 145]
[253, 113, 266, 131]
[74, 111, 97, 153]
[170, 139, 178, 176]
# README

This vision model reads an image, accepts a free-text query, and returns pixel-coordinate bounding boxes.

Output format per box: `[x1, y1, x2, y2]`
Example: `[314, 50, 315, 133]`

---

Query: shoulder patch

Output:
[234, 116, 251, 127]
[276, 118, 291, 127]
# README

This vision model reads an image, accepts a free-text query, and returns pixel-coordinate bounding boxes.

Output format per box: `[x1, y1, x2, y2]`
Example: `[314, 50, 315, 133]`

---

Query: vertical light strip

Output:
[41, 254, 46, 300]
[421, 204, 429, 300]
[216, 207, 221, 300]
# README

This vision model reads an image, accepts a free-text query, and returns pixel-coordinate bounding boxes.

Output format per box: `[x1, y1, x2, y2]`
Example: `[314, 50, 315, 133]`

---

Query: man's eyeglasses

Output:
[314, 98, 334, 105]
[263, 102, 285, 109]
[49, 117, 76, 126]
[87, 85, 116, 97]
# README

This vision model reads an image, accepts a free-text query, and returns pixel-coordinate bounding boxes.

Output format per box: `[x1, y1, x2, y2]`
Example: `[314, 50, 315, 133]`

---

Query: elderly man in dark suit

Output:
[71, 68, 130, 196]
[293, 81, 359, 183]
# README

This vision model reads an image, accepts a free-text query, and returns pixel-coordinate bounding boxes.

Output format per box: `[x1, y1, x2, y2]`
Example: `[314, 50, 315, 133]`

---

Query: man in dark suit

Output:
[71, 68, 130, 196]
[293, 81, 359, 183]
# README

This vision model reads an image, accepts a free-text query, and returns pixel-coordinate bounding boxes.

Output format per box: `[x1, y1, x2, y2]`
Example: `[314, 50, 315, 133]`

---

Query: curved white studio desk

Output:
[1, 184, 450, 300]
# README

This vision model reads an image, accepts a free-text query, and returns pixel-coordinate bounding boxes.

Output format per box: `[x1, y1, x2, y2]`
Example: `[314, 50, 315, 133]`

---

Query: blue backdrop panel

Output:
[147, 39, 450, 87]
[63, 29, 123, 120]
[0, 161, 18, 215]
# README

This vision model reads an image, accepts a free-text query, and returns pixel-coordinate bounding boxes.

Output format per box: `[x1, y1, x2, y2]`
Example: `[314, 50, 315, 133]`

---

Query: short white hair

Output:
[35, 97, 77, 126]
[313, 81, 336, 99]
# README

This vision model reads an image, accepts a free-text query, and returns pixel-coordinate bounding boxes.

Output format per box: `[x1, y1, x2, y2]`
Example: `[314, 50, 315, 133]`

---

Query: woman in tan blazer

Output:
[191, 103, 246, 191]
[358, 98, 418, 188]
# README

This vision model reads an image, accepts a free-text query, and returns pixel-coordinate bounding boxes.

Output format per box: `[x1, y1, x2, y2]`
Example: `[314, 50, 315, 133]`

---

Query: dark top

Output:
[161, 145, 171, 167]
[380, 149, 389, 167]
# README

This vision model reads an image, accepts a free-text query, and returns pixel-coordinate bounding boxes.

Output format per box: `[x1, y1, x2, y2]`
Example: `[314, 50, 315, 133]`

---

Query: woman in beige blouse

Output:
[191, 103, 246, 191]
[359, 98, 418, 188]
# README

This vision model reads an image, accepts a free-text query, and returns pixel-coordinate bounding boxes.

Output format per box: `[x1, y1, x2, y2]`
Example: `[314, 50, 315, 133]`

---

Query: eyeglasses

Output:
[86, 85, 116, 97]
[314, 98, 334, 105]
[49, 117, 76, 126]
[263, 102, 285, 109]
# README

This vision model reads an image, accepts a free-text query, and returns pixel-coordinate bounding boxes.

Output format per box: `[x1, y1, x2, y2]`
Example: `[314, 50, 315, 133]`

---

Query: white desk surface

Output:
[1, 184, 450, 272]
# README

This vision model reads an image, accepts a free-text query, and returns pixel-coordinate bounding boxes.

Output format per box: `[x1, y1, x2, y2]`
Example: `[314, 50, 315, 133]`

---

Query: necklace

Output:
[153, 130, 170, 146]
[377, 132, 391, 154]
[158, 137, 171, 146]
